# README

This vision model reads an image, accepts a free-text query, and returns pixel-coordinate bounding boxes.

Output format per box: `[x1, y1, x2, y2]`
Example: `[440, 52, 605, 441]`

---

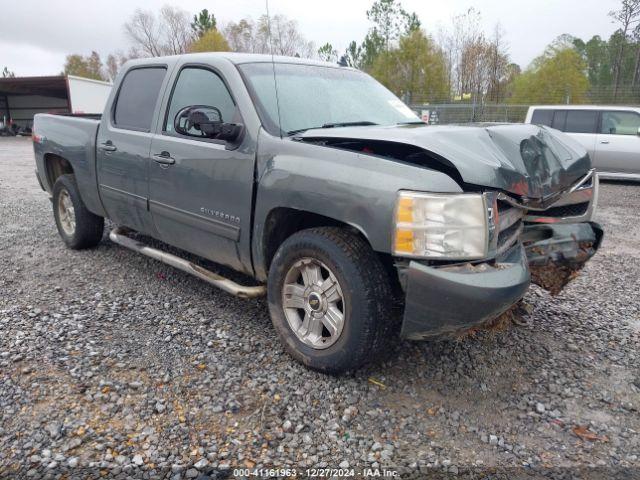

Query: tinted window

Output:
[165, 67, 236, 135]
[531, 109, 553, 126]
[601, 110, 640, 135]
[565, 110, 598, 134]
[552, 110, 567, 130]
[114, 68, 166, 131]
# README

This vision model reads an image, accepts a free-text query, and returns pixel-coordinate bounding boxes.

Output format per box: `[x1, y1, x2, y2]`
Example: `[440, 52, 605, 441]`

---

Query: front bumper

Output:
[400, 243, 530, 339]
[399, 221, 603, 340]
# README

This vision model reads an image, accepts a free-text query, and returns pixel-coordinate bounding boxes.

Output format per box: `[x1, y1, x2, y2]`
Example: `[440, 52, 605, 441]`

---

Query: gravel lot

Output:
[1, 136, 639, 479]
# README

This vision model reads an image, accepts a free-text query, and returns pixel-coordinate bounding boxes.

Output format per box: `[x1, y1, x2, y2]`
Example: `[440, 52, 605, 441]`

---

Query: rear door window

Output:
[531, 109, 553, 126]
[113, 67, 166, 131]
[564, 110, 598, 134]
[551, 110, 567, 130]
[600, 110, 640, 135]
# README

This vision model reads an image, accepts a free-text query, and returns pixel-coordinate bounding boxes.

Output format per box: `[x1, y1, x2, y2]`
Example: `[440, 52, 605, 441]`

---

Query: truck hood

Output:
[298, 123, 592, 206]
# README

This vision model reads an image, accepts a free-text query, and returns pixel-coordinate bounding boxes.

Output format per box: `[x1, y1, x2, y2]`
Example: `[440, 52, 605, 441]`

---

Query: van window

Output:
[564, 110, 598, 134]
[552, 111, 567, 130]
[531, 109, 553, 126]
[114, 67, 166, 131]
[165, 67, 236, 136]
[601, 111, 640, 135]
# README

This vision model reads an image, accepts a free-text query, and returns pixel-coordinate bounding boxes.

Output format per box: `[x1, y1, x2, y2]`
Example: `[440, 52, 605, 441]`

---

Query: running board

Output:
[109, 227, 266, 299]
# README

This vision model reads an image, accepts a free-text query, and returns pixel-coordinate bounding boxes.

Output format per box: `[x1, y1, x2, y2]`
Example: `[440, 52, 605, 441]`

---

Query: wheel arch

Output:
[44, 153, 74, 192]
[258, 207, 374, 281]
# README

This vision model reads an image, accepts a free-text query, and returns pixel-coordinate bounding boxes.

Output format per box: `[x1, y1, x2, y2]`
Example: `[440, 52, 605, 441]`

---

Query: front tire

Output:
[52, 174, 104, 249]
[267, 227, 394, 374]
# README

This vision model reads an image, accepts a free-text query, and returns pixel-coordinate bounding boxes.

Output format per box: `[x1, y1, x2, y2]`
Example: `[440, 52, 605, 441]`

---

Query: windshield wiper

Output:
[397, 121, 426, 125]
[287, 121, 378, 136]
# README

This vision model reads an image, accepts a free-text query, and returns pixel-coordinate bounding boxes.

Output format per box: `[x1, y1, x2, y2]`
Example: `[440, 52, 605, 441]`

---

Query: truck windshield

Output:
[239, 62, 421, 136]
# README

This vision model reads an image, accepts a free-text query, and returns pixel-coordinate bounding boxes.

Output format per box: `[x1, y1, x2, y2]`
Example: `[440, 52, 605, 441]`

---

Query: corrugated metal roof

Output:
[0, 76, 68, 98]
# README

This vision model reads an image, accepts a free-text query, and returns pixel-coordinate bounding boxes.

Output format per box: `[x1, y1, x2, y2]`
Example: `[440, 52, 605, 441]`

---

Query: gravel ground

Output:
[1, 136, 639, 479]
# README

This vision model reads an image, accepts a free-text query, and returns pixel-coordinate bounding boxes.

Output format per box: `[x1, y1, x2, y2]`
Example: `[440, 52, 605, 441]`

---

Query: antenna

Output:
[265, 0, 283, 138]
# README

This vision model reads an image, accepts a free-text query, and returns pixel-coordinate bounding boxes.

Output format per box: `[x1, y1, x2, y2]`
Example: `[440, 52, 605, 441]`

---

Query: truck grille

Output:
[535, 202, 589, 219]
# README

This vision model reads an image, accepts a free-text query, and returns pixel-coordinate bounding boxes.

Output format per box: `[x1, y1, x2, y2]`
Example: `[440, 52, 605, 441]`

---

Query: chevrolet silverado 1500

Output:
[33, 53, 603, 373]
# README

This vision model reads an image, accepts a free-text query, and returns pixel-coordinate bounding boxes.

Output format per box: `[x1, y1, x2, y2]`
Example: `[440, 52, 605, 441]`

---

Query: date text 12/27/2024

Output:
[231, 468, 399, 477]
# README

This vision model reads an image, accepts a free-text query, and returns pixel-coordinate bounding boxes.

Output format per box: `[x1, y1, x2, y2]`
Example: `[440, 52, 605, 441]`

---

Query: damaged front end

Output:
[520, 168, 603, 295]
[397, 171, 603, 340]
[523, 222, 603, 295]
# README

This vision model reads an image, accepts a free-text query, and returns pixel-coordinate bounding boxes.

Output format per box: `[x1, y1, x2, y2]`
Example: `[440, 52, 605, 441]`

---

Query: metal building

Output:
[0, 75, 111, 134]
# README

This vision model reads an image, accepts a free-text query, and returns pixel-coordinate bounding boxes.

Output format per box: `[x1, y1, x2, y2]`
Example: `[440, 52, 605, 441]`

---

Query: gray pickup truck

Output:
[33, 53, 602, 373]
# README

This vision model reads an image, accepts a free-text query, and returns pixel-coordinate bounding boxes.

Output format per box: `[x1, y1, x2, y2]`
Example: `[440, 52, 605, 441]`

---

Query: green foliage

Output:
[573, 27, 640, 102]
[189, 29, 230, 53]
[191, 9, 217, 38]
[573, 35, 613, 86]
[370, 29, 449, 103]
[63, 52, 106, 81]
[2, 67, 15, 78]
[366, 0, 420, 49]
[317, 43, 338, 62]
[510, 45, 589, 104]
[344, 0, 419, 71]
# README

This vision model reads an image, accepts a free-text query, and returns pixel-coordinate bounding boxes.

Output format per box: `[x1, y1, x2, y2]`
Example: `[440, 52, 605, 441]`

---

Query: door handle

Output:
[99, 142, 117, 152]
[600, 140, 610, 144]
[153, 152, 175, 165]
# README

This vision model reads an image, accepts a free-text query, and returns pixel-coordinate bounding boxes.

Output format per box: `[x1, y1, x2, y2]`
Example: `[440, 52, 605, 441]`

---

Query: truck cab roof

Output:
[122, 52, 354, 70]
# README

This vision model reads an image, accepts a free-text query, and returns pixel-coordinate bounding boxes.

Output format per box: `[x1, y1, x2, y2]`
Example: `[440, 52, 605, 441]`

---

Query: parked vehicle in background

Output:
[32, 53, 603, 373]
[525, 105, 640, 181]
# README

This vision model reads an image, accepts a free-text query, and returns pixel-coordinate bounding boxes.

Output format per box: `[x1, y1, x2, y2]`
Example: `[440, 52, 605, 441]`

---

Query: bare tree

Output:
[161, 5, 193, 55]
[124, 5, 195, 57]
[223, 18, 264, 53]
[124, 9, 162, 57]
[438, 9, 511, 106]
[222, 15, 314, 58]
[487, 24, 510, 102]
[609, 0, 640, 97]
[105, 51, 130, 82]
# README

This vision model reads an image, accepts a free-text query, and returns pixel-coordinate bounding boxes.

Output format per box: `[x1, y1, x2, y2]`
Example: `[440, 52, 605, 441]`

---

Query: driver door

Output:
[148, 65, 255, 272]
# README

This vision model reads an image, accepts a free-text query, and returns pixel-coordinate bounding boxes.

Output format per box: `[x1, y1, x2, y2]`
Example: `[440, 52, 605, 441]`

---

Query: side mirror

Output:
[637, 127, 640, 137]
[174, 105, 243, 142]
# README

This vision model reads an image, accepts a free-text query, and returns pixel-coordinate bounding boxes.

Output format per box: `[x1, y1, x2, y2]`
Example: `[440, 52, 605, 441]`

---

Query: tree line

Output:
[58, 0, 640, 106]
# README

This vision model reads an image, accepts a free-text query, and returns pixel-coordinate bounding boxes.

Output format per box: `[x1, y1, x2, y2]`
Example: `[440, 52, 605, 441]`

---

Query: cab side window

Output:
[114, 67, 166, 131]
[600, 111, 640, 136]
[165, 67, 236, 136]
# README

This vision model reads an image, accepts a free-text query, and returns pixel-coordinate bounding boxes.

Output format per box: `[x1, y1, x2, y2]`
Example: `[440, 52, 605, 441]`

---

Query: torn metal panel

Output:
[523, 222, 603, 295]
[298, 123, 591, 204]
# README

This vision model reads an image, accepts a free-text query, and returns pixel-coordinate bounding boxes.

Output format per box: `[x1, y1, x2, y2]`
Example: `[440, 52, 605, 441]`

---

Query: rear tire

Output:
[267, 227, 395, 374]
[52, 174, 104, 249]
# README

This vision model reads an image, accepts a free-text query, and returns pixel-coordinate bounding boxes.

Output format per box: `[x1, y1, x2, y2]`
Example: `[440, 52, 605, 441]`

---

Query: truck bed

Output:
[32, 113, 105, 216]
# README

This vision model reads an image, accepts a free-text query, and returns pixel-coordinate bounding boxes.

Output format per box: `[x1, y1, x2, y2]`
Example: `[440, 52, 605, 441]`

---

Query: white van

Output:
[525, 105, 640, 180]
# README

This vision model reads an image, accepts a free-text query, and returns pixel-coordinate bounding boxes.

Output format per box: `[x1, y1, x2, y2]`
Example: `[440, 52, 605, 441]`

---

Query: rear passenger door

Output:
[96, 65, 169, 235]
[595, 110, 640, 174]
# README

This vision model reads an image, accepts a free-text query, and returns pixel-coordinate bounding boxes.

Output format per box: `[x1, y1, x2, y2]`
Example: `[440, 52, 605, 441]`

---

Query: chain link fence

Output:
[408, 85, 640, 125]
[409, 103, 530, 124]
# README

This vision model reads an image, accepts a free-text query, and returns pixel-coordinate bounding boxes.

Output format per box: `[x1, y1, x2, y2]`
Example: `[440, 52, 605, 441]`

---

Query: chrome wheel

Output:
[57, 189, 75, 236]
[282, 257, 345, 349]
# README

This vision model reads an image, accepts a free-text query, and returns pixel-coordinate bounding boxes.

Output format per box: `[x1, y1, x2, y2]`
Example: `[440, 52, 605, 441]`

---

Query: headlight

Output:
[393, 191, 488, 260]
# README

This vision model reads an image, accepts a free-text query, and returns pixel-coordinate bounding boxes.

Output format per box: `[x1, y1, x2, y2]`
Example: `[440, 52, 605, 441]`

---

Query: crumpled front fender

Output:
[522, 222, 603, 295]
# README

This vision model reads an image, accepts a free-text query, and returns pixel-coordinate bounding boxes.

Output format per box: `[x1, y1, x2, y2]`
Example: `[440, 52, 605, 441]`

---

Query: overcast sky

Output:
[0, 0, 622, 77]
